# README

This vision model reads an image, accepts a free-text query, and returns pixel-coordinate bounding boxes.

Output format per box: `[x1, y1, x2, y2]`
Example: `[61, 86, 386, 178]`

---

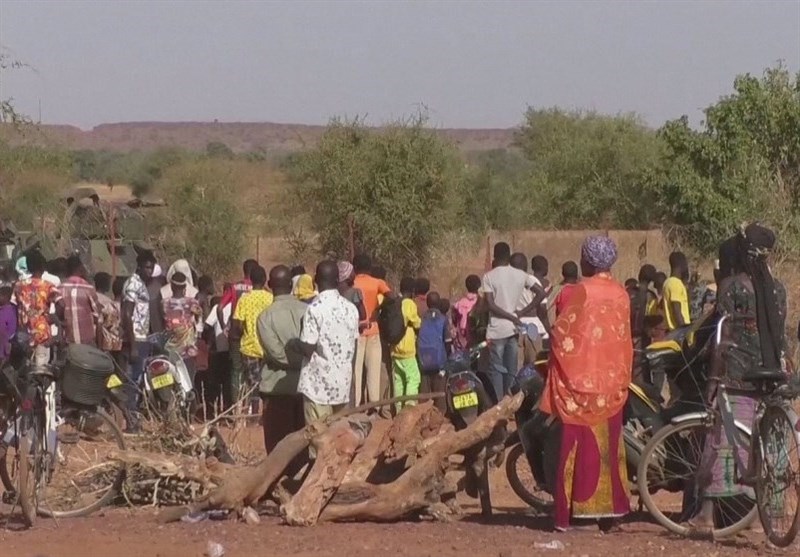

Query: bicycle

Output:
[0, 344, 127, 525]
[637, 315, 800, 546]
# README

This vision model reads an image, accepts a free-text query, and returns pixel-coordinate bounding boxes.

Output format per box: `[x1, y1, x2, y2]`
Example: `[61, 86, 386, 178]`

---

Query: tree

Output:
[153, 160, 246, 277]
[514, 108, 664, 230]
[288, 115, 466, 275]
[653, 64, 800, 254]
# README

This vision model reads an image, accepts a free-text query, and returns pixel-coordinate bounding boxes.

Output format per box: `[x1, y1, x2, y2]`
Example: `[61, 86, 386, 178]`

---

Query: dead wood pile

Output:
[105, 393, 523, 526]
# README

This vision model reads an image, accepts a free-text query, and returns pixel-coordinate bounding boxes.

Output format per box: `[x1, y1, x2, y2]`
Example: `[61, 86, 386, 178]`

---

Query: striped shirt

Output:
[60, 276, 99, 345]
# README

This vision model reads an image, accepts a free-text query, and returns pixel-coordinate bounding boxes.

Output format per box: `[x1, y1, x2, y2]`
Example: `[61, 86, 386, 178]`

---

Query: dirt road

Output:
[0, 426, 791, 557]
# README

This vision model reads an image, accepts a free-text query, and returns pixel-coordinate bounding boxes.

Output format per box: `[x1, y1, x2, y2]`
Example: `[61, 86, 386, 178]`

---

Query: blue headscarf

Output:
[581, 236, 618, 270]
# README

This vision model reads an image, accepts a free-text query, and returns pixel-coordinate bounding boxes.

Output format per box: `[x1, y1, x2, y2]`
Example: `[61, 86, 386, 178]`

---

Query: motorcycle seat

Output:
[646, 340, 681, 353]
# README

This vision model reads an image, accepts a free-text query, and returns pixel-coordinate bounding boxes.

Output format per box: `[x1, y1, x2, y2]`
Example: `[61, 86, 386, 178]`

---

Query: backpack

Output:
[378, 297, 406, 346]
[418, 312, 448, 372]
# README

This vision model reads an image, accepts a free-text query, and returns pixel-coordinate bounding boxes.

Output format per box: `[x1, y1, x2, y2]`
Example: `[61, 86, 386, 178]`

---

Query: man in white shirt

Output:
[481, 243, 540, 404]
[298, 260, 359, 424]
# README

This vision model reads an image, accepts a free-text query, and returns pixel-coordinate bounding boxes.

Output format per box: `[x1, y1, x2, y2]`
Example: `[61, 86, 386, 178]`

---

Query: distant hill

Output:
[2, 121, 516, 154]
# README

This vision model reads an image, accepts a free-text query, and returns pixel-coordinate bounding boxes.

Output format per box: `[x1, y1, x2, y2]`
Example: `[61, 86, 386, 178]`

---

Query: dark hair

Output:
[439, 298, 451, 315]
[94, 271, 112, 293]
[136, 252, 156, 267]
[353, 254, 372, 273]
[426, 291, 441, 310]
[243, 259, 259, 277]
[250, 265, 267, 286]
[493, 242, 511, 261]
[47, 256, 67, 278]
[65, 254, 84, 277]
[415, 277, 430, 296]
[510, 252, 528, 272]
[625, 278, 638, 290]
[465, 274, 481, 294]
[198, 275, 214, 292]
[531, 255, 549, 275]
[290, 265, 305, 278]
[562, 261, 579, 280]
[669, 251, 688, 270]
[170, 271, 187, 285]
[0, 285, 12, 300]
[371, 265, 387, 280]
[27, 250, 47, 275]
[638, 264, 657, 284]
[399, 277, 415, 294]
[112, 276, 127, 298]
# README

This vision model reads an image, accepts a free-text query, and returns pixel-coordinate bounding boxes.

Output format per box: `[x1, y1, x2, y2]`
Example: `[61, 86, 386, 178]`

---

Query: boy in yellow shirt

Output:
[391, 277, 421, 411]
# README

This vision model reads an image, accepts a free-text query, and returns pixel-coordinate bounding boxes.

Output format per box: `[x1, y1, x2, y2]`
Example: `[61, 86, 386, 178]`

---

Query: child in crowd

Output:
[418, 292, 451, 412]
[390, 277, 422, 411]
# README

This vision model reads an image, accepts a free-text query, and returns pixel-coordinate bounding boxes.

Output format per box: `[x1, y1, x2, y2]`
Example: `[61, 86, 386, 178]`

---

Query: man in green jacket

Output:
[257, 264, 307, 453]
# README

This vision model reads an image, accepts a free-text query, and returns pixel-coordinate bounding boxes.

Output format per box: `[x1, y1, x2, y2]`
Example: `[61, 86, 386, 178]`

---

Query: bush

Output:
[287, 115, 466, 275]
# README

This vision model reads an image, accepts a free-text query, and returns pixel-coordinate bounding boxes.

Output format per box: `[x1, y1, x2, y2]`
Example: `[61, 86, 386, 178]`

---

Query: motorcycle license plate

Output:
[151, 373, 175, 390]
[452, 392, 479, 410]
[106, 374, 123, 389]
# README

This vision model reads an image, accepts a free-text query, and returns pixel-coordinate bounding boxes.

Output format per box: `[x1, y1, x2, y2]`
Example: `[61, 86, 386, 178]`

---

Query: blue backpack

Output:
[418, 311, 447, 373]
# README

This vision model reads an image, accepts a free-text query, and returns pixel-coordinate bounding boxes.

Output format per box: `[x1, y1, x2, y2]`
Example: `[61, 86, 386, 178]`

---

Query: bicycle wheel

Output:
[755, 404, 800, 548]
[505, 443, 553, 512]
[637, 417, 758, 539]
[16, 433, 37, 527]
[36, 407, 126, 518]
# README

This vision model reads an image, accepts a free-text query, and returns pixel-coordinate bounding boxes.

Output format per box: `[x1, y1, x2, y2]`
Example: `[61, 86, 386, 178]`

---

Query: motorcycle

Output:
[140, 333, 195, 427]
[505, 313, 716, 511]
[440, 340, 505, 516]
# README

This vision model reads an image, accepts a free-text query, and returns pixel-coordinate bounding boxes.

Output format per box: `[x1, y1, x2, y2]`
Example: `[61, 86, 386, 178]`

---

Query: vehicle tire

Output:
[505, 443, 553, 513]
[637, 417, 758, 539]
[754, 404, 800, 548]
[37, 407, 126, 518]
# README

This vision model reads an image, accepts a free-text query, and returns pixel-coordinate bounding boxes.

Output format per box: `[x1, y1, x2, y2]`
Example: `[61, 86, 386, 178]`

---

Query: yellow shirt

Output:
[234, 289, 274, 358]
[662, 277, 690, 331]
[391, 298, 421, 359]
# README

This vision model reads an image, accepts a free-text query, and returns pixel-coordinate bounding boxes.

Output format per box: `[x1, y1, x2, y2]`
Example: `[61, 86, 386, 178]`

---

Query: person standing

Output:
[298, 260, 359, 424]
[337, 261, 367, 321]
[162, 272, 203, 379]
[0, 284, 17, 363]
[553, 261, 580, 318]
[691, 225, 786, 534]
[231, 265, 273, 413]
[121, 252, 156, 433]
[352, 254, 391, 406]
[418, 291, 451, 412]
[482, 243, 537, 403]
[662, 253, 691, 331]
[14, 251, 64, 368]
[451, 274, 481, 357]
[221, 259, 258, 410]
[95, 272, 124, 366]
[390, 278, 422, 412]
[59, 255, 100, 346]
[511, 253, 550, 367]
[257, 265, 307, 452]
[630, 264, 657, 385]
[540, 235, 632, 532]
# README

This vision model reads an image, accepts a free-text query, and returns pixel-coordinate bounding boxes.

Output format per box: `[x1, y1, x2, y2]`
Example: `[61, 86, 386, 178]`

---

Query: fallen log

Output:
[318, 392, 523, 522]
[282, 418, 371, 525]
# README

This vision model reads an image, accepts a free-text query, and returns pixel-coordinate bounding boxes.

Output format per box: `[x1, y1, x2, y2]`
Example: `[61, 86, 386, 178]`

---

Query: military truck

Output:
[61, 186, 160, 278]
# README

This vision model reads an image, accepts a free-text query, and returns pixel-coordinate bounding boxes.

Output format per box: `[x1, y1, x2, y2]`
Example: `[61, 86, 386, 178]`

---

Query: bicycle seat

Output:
[741, 368, 786, 383]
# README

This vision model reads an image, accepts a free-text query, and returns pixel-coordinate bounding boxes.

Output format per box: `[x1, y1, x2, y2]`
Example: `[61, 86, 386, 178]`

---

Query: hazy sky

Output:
[1, 0, 798, 130]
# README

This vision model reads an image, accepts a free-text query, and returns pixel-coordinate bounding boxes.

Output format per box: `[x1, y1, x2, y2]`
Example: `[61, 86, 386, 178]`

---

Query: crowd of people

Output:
[0, 222, 788, 532]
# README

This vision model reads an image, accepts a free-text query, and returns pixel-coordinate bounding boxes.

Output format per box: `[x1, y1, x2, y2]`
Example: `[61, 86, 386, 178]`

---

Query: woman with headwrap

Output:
[692, 223, 787, 533]
[161, 259, 198, 300]
[539, 235, 632, 532]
